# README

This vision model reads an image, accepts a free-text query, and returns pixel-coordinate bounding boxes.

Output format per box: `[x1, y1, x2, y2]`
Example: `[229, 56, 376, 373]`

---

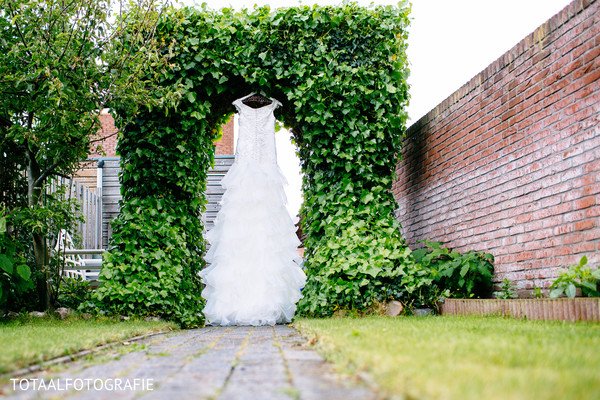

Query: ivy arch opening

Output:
[92, 3, 413, 326]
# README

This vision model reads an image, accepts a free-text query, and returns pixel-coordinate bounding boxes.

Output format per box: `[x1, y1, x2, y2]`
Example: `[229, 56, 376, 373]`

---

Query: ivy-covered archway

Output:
[93, 3, 413, 326]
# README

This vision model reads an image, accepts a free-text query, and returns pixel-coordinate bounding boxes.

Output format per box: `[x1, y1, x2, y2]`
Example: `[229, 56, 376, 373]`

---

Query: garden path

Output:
[4, 325, 375, 400]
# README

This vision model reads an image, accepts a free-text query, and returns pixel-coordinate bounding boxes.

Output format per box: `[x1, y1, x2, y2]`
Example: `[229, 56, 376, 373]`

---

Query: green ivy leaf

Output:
[0, 254, 13, 274]
[187, 92, 196, 103]
[16, 264, 31, 280]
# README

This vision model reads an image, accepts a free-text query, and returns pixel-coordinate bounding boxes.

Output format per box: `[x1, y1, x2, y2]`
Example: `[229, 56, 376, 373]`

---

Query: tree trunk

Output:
[27, 151, 50, 310]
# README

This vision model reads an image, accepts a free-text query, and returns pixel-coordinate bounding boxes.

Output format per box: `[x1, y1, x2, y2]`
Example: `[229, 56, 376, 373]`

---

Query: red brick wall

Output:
[215, 116, 235, 155]
[93, 113, 119, 157]
[94, 114, 235, 156]
[393, 0, 600, 293]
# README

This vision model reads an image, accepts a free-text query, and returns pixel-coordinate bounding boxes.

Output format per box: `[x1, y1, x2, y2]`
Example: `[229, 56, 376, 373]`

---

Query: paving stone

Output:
[2, 325, 375, 400]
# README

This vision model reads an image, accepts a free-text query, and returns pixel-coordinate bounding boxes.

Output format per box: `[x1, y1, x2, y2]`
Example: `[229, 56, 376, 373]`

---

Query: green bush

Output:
[549, 255, 600, 298]
[0, 221, 34, 310]
[370, 241, 495, 312]
[92, 195, 206, 328]
[412, 240, 494, 299]
[55, 277, 92, 310]
[384, 258, 447, 311]
[1, 183, 84, 311]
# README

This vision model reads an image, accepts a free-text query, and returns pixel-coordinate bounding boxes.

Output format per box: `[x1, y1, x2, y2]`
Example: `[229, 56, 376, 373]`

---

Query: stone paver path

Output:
[4, 326, 375, 400]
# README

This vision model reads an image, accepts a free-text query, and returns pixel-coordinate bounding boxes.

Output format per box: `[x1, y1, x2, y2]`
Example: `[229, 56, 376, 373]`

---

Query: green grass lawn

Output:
[0, 315, 178, 375]
[295, 315, 600, 400]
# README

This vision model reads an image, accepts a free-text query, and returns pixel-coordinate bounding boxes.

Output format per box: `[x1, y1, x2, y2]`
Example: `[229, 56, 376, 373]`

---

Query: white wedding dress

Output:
[200, 94, 306, 326]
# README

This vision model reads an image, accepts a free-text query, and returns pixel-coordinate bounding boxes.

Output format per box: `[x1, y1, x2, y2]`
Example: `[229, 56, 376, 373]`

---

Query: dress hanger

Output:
[241, 92, 273, 109]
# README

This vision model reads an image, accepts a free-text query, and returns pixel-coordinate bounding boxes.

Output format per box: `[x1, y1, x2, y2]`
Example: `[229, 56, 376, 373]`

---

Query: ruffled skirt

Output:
[200, 161, 306, 326]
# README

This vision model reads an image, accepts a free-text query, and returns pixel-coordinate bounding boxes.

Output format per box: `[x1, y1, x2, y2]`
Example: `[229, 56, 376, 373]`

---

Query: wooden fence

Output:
[441, 298, 600, 322]
[205, 155, 235, 231]
[48, 176, 102, 249]
[73, 155, 234, 249]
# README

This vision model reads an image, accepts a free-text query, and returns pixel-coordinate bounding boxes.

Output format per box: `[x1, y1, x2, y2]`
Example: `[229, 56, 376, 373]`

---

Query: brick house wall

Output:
[393, 0, 600, 292]
[93, 113, 119, 157]
[92, 112, 234, 157]
[215, 117, 235, 155]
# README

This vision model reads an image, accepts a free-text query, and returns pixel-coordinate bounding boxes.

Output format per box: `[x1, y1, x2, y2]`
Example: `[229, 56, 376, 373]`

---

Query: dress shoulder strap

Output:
[270, 98, 282, 110]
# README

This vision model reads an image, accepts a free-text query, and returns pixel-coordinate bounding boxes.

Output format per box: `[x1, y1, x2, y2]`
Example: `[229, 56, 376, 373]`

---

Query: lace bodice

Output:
[232, 96, 281, 165]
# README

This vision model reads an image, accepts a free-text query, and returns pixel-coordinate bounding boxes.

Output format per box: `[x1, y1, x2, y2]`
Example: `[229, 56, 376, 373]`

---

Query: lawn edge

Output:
[292, 321, 381, 396]
[0, 329, 172, 380]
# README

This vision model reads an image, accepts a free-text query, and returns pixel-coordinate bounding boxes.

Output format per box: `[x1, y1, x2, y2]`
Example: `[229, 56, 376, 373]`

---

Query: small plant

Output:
[530, 286, 544, 299]
[549, 256, 600, 298]
[493, 278, 518, 299]
[389, 268, 451, 312]
[55, 277, 92, 310]
[412, 239, 494, 299]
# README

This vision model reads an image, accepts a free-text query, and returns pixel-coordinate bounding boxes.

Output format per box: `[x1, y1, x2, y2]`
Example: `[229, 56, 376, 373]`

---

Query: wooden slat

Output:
[205, 204, 221, 212]
[82, 155, 235, 244]
[48, 175, 101, 250]
[64, 249, 106, 255]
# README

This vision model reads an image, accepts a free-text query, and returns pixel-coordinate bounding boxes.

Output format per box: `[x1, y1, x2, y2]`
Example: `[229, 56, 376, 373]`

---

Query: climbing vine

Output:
[95, 2, 413, 324]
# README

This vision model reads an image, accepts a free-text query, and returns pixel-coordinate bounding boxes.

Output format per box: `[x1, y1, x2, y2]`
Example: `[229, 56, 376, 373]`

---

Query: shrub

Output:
[378, 241, 494, 313]
[549, 256, 599, 298]
[0, 215, 34, 310]
[55, 277, 92, 310]
[384, 259, 448, 311]
[412, 240, 494, 299]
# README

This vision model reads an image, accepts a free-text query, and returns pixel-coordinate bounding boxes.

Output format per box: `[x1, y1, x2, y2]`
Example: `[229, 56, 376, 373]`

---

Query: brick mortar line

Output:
[272, 326, 298, 395]
[109, 328, 222, 385]
[190, 326, 233, 358]
[213, 327, 254, 400]
[146, 325, 220, 355]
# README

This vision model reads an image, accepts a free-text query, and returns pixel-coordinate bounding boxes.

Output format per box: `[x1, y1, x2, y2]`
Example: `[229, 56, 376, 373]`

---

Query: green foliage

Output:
[55, 277, 92, 310]
[89, 115, 210, 325]
[530, 286, 544, 299]
[385, 259, 448, 311]
[0, 213, 34, 309]
[96, 2, 414, 319]
[493, 278, 518, 299]
[549, 256, 600, 298]
[378, 241, 494, 311]
[2, 184, 84, 310]
[0, 0, 176, 174]
[0, 0, 180, 308]
[300, 218, 414, 316]
[92, 195, 206, 327]
[413, 240, 494, 299]
[13, 185, 84, 243]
